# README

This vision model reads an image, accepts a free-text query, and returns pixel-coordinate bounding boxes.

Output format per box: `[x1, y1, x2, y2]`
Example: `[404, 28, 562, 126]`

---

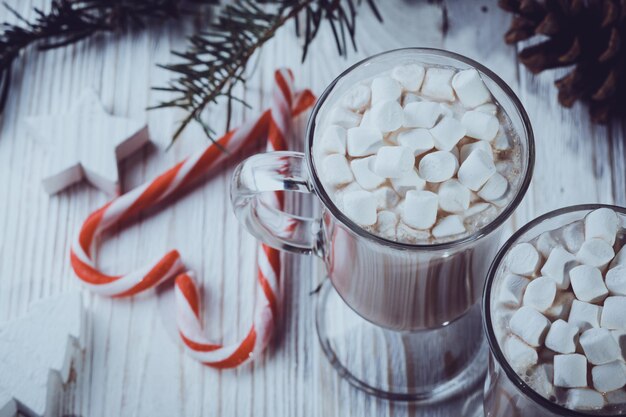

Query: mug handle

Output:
[231, 151, 322, 256]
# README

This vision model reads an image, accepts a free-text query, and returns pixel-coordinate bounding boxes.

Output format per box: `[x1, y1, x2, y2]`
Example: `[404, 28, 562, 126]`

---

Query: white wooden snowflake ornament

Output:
[26, 90, 151, 195]
[0, 292, 84, 417]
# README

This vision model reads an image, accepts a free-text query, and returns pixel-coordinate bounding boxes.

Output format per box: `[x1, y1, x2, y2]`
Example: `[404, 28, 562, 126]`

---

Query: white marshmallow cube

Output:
[569, 265, 608, 303]
[350, 157, 385, 190]
[342, 190, 378, 226]
[370, 100, 404, 133]
[377, 210, 398, 240]
[402, 190, 438, 230]
[601, 296, 626, 330]
[391, 64, 425, 92]
[562, 221, 585, 253]
[403, 101, 442, 128]
[611, 246, 626, 268]
[421, 67, 456, 102]
[430, 116, 466, 151]
[418, 151, 458, 183]
[322, 154, 354, 186]
[370, 76, 402, 103]
[372, 146, 415, 178]
[545, 319, 579, 354]
[577, 238, 615, 268]
[463, 202, 491, 218]
[342, 84, 371, 111]
[432, 215, 466, 238]
[457, 149, 496, 191]
[498, 274, 530, 306]
[461, 110, 500, 142]
[592, 361, 626, 393]
[585, 208, 619, 245]
[553, 354, 588, 388]
[329, 106, 361, 128]
[390, 169, 425, 196]
[475, 102, 497, 115]
[439, 103, 454, 118]
[536, 232, 559, 258]
[606, 265, 626, 296]
[478, 173, 508, 203]
[397, 128, 434, 156]
[523, 276, 556, 312]
[493, 133, 511, 151]
[566, 389, 605, 410]
[611, 330, 626, 360]
[373, 186, 400, 210]
[509, 306, 551, 347]
[319, 125, 347, 154]
[460, 140, 492, 163]
[402, 93, 420, 106]
[569, 300, 602, 332]
[451, 68, 491, 108]
[346, 126, 384, 157]
[504, 336, 538, 372]
[540, 246, 576, 289]
[507, 243, 541, 276]
[580, 327, 622, 365]
[546, 291, 576, 321]
[438, 179, 471, 213]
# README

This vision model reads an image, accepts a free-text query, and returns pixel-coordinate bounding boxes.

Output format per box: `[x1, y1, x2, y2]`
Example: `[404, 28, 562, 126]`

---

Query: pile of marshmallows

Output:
[500, 208, 626, 410]
[317, 63, 511, 242]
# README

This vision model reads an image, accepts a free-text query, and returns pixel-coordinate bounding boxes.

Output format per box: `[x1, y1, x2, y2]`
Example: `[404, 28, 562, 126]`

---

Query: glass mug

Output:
[231, 48, 534, 401]
[483, 204, 626, 417]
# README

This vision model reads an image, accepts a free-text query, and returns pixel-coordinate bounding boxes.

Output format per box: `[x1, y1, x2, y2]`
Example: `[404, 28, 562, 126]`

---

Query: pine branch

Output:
[151, 0, 382, 144]
[0, 0, 216, 114]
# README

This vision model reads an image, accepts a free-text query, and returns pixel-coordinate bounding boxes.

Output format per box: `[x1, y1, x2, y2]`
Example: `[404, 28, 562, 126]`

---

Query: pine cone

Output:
[500, 0, 626, 123]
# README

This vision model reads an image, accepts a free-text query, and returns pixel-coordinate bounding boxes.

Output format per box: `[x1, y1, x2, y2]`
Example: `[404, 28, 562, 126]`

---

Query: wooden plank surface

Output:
[0, 1, 624, 416]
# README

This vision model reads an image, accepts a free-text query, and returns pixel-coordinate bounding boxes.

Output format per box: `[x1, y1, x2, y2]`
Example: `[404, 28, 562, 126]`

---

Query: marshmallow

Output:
[566, 389, 605, 410]
[350, 157, 385, 190]
[536, 232, 559, 258]
[606, 265, 626, 296]
[346, 126, 384, 157]
[493, 133, 511, 151]
[371, 76, 402, 104]
[540, 246, 576, 289]
[592, 361, 626, 393]
[438, 179, 471, 213]
[342, 83, 371, 111]
[402, 190, 438, 229]
[507, 243, 541, 276]
[397, 128, 434, 156]
[460, 140, 492, 163]
[451, 69, 491, 108]
[319, 125, 347, 154]
[498, 274, 530, 306]
[439, 103, 454, 118]
[360, 110, 373, 127]
[504, 336, 538, 372]
[606, 388, 626, 405]
[546, 291, 576, 321]
[553, 354, 588, 388]
[377, 210, 398, 240]
[601, 296, 626, 330]
[329, 106, 361, 128]
[391, 64, 425, 92]
[545, 319, 579, 354]
[509, 306, 551, 347]
[432, 215, 466, 238]
[569, 265, 608, 303]
[580, 327, 622, 365]
[611, 246, 626, 268]
[397, 222, 431, 242]
[569, 300, 602, 332]
[342, 190, 378, 226]
[370, 100, 404, 133]
[421, 67, 455, 102]
[463, 202, 491, 218]
[402, 93, 420, 106]
[457, 149, 496, 191]
[478, 173, 508, 203]
[418, 151, 458, 183]
[531, 364, 556, 399]
[430, 116, 466, 151]
[474, 102, 497, 115]
[372, 146, 415, 178]
[403, 101, 442, 128]
[322, 154, 354, 186]
[611, 329, 626, 360]
[562, 221, 585, 253]
[390, 169, 425, 196]
[461, 110, 499, 142]
[585, 207, 619, 245]
[373, 186, 400, 210]
[523, 276, 556, 312]
[577, 238, 615, 268]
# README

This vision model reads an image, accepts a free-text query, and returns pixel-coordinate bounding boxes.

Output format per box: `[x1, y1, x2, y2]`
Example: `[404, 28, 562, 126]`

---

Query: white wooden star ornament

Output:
[26, 90, 151, 195]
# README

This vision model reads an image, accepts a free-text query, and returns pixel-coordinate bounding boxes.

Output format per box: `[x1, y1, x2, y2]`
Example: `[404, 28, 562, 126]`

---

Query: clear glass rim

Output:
[482, 203, 626, 417]
[304, 47, 535, 251]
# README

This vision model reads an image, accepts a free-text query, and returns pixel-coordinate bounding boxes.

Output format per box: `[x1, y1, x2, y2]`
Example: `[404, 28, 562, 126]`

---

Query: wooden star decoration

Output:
[26, 90, 151, 195]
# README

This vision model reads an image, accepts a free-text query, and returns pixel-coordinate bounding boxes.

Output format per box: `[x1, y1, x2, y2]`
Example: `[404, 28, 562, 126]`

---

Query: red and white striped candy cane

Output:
[71, 69, 315, 367]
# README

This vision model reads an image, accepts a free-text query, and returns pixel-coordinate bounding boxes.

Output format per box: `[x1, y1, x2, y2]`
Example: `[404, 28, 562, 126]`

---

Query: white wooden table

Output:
[1, 1, 624, 416]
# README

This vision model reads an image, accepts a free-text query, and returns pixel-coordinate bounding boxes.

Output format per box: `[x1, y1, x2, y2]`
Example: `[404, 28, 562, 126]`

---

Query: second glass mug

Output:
[231, 48, 535, 400]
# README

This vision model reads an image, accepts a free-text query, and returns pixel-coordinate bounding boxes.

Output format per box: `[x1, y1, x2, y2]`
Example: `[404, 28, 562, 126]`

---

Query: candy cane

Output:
[70, 69, 315, 367]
